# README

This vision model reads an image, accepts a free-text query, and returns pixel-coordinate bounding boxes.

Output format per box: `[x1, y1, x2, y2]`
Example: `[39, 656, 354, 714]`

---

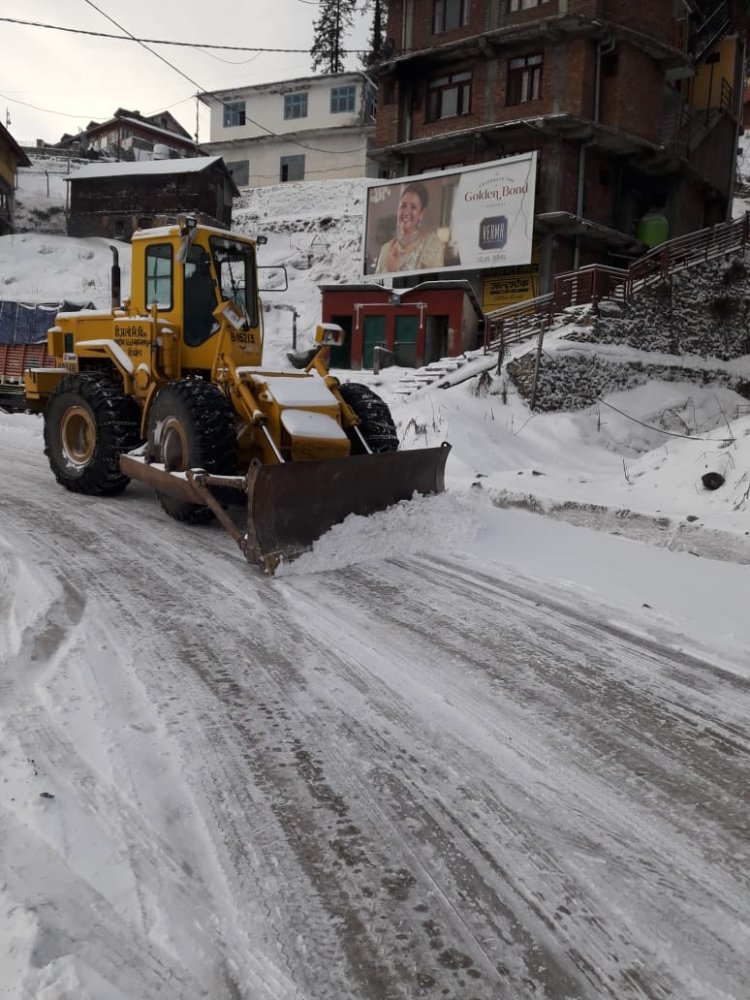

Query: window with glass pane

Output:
[280, 155, 305, 182]
[433, 0, 470, 32]
[226, 159, 249, 186]
[223, 101, 246, 127]
[427, 71, 471, 120]
[209, 236, 258, 329]
[284, 93, 308, 119]
[507, 54, 543, 104]
[509, 0, 550, 10]
[330, 85, 356, 113]
[145, 244, 173, 309]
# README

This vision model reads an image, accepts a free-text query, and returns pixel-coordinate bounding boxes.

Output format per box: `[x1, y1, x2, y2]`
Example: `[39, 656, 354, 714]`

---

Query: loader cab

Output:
[134, 223, 263, 375]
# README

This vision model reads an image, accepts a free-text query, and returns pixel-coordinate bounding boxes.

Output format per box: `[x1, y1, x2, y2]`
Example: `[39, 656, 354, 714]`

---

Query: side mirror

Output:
[258, 265, 288, 292]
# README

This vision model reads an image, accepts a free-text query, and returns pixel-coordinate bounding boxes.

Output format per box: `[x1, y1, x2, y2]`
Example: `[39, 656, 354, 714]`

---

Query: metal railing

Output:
[483, 211, 750, 355]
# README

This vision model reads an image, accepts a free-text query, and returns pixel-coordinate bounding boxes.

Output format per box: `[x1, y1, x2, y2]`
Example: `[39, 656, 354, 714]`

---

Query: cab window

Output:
[210, 236, 259, 329]
[145, 244, 173, 309]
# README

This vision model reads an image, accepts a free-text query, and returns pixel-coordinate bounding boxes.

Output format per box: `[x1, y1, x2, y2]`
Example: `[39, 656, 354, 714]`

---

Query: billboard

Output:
[362, 152, 537, 278]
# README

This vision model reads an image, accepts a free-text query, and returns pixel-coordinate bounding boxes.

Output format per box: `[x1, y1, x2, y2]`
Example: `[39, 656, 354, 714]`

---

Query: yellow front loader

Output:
[27, 217, 449, 570]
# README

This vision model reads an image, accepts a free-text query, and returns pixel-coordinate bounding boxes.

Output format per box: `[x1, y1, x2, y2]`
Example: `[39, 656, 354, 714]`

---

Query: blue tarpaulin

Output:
[0, 300, 95, 345]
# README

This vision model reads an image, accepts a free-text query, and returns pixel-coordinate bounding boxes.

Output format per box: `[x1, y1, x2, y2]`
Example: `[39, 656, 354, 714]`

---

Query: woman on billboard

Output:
[375, 182, 445, 274]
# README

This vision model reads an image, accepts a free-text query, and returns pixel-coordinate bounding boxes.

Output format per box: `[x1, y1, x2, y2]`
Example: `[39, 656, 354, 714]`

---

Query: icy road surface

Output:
[0, 418, 748, 1000]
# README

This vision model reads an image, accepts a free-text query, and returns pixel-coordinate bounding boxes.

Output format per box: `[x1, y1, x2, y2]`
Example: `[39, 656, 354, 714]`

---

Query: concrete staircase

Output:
[391, 356, 470, 397]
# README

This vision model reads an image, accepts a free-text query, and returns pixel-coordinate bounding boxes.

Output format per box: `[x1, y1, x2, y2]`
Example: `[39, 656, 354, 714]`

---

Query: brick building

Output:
[371, 0, 747, 300]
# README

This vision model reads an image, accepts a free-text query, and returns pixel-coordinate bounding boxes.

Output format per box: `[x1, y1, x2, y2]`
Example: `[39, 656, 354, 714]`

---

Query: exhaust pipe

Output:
[109, 245, 121, 308]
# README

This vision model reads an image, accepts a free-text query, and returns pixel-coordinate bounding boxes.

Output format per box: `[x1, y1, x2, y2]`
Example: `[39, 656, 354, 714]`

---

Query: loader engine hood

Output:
[248, 372, 349, 460]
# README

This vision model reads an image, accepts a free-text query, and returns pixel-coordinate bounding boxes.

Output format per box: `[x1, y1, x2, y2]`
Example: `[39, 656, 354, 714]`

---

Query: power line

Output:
[81, 0, 370, 153]
[596, 398, 736, 443]
[6, 5, 371, 154]
[81, 0, 209, 98]
[0, 92, 100, 121]
[0, 15, 369, 54]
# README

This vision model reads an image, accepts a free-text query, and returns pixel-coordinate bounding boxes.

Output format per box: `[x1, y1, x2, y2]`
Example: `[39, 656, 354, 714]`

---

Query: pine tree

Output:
[310, 0, 358, 75]
[362, 0, 386, 67]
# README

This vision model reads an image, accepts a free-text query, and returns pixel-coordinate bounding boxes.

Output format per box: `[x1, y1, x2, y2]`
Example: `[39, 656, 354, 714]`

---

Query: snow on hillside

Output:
[13, 155, 72, 235]
[3, 165, 750, 564]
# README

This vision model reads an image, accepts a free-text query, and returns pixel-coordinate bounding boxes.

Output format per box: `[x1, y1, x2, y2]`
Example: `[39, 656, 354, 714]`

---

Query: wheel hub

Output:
[60, 405, 96, 467]
[160, 418, 189, 472]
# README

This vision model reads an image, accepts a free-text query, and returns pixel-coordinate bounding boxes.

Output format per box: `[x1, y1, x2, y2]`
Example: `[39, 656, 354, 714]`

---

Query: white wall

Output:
[201, 73, 377, 188]
[205, 128, 376, 189]
[204, 74, 373, 142]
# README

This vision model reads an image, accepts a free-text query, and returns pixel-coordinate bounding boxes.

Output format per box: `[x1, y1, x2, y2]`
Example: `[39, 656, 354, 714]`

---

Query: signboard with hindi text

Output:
[482, 242, 542, 310]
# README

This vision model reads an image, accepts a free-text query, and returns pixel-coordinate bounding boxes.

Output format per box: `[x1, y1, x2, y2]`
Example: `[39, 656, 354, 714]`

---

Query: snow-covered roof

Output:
[89, 116, 198, 147]
[65, 156, 225, 182]
[199, 70, 372, 102]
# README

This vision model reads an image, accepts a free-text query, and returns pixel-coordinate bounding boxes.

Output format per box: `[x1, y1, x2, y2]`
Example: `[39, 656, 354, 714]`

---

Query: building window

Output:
[226, 159, 250, 186]
[280, 154, 305, 182]
[427, 71, 471, 121]
[145, 244, 173, 310]
[223, 101, 246, 127]
[509, 0, 550, 10]
[284, 93, 308, 119]
[507, 54, 543, 105]
[331, 85, 356, 113]
[433, 0, 470, 32]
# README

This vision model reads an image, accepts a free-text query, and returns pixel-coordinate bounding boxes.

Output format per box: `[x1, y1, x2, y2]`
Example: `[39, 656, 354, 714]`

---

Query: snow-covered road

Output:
[1, 413, 748, 1000]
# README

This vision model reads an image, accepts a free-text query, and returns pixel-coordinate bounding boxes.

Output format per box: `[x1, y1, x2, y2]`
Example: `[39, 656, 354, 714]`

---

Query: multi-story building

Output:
[371, 0, 748, 298]
[58, 108, 201, 161]
[198, 72, 378, 188]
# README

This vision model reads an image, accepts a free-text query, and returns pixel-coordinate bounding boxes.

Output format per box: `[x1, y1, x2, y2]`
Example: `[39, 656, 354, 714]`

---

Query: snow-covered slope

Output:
[3, 167, 750, 556]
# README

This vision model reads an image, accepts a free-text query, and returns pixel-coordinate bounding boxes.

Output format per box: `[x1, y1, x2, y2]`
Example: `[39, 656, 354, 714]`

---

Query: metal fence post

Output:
[529, 322, 545, 410]
[496, 326, 506, 374]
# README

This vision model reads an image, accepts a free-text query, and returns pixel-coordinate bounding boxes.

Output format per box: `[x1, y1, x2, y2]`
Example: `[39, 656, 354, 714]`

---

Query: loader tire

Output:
[44, 371, 141, 496]
[339, 382, 399, 454]
[147, 379, 237, 524]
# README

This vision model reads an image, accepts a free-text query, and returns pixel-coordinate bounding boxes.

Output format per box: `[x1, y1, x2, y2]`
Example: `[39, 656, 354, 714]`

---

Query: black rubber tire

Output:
[43, 371, 141, 495]
[147, 379, 237, 523]
[339, 382, 399, 454]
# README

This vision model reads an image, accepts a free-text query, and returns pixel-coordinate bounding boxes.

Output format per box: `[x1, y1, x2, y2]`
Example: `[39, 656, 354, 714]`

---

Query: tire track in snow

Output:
[2, 429, 748, 999]
[275, 554, 750, 1000]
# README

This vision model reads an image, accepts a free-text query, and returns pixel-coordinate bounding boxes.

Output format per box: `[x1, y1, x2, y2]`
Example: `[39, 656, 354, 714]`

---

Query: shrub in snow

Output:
[507, 352, 750, 412]
[570, 253, 750, 361]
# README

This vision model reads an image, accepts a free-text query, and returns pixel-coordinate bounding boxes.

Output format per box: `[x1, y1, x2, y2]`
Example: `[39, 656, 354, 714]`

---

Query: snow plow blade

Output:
[243, 443, 451, 568]
[120, 443, 450, 572]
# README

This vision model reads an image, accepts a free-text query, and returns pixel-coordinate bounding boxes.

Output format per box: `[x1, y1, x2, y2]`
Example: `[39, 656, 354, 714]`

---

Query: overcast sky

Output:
[2, 0, 371, 145]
